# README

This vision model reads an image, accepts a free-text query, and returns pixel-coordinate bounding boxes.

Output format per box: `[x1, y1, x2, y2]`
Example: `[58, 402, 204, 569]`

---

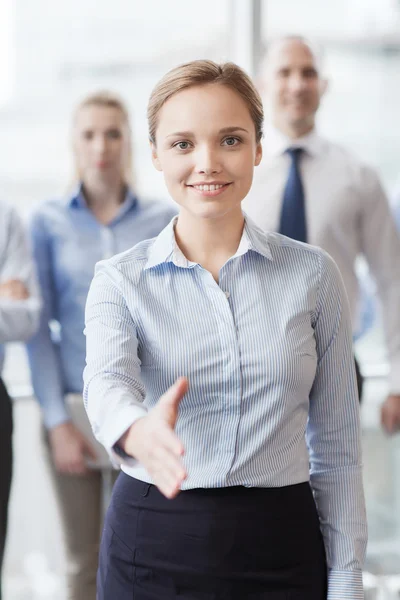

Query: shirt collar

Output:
[144, 214, 272, 271]
[242, 214, 273, 260]
[66, 183, 138, 218]
[263, 123, 325, 158]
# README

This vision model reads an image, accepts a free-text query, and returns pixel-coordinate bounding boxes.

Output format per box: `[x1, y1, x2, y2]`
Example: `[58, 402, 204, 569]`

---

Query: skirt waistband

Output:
[113, 472, 313, 515]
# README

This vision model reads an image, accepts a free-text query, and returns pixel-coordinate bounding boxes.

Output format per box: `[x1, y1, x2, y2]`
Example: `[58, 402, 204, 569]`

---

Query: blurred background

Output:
[1, 0, 400, 597]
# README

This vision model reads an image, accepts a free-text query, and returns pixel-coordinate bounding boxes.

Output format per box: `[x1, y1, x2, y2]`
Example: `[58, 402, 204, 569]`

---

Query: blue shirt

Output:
[83, 215, 367, 600]
[26, 186, 176, 428]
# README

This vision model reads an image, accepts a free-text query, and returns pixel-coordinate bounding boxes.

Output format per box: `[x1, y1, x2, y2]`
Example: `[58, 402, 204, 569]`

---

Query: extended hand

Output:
[121, 377, 189, 499]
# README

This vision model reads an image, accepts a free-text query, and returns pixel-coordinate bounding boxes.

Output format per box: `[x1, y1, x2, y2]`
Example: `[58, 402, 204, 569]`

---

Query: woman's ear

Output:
[150, 142, 162, 172]
[255, 142, 263, 167]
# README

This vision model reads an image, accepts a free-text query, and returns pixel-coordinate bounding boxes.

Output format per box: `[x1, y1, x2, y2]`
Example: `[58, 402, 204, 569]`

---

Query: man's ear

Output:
[150, 142, 162, 171]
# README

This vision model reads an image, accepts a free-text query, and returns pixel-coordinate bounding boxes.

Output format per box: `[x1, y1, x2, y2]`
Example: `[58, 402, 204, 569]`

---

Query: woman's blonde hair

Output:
[147, 60, 264, 144]
[72, 90, 134, 187]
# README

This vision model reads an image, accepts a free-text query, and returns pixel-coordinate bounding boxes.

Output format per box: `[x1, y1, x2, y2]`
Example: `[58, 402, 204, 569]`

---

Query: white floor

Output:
[3, 377, 400, 599]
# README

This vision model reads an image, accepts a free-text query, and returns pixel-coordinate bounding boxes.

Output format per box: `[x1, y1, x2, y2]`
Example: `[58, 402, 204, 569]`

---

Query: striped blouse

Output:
[83, 215, 367, 600]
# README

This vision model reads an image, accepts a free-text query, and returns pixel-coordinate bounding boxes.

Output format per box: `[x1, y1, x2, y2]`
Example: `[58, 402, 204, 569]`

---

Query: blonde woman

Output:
[26, 91, 175, 600]
[84, 64, 367, 599]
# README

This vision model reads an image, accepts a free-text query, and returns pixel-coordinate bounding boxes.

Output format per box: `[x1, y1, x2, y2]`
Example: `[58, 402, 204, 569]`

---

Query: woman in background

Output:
[27, 91, 175, 600]
[84, 62, 367, 599]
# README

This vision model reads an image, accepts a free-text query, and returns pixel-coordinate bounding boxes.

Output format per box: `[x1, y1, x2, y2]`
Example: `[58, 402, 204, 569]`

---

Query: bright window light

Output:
[0, 0, 14, 107]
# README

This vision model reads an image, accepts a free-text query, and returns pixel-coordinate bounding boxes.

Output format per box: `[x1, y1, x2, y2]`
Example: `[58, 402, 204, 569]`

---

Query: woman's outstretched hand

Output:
[120, 377, 189, 499]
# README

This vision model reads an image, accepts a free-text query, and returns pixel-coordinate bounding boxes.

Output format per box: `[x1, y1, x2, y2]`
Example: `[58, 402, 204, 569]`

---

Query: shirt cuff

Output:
[94, 403, 148, 468]
[328, 569, 364, 599]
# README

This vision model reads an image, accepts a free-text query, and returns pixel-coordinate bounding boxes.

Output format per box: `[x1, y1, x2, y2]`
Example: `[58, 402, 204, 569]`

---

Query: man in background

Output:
[0, 202, 40, 599]
[243, 35, 400, 433]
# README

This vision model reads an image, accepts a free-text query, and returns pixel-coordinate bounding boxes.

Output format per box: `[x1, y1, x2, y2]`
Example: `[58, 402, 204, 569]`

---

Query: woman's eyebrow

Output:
[166, 126, 249, 139]
[219, 126, 249, 134]
[166, 131, 193, 139]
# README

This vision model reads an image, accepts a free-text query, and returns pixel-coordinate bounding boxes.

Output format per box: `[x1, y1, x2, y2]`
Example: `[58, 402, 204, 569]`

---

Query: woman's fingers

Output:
[147, 442, 187, 498]
[150, 445, 187, 480]
[156, 464, 185, 499]
[155, 425, 185, 458]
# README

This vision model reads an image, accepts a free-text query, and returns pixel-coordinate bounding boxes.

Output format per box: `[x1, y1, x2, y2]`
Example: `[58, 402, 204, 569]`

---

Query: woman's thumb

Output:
[158, 377, 188, 425]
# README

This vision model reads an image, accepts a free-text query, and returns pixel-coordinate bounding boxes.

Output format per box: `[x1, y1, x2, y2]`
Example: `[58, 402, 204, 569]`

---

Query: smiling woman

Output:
[83, 60, 367, 600]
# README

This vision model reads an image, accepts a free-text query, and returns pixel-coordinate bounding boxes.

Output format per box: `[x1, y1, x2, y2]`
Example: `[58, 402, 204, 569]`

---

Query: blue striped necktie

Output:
[279, 148, 307, 243]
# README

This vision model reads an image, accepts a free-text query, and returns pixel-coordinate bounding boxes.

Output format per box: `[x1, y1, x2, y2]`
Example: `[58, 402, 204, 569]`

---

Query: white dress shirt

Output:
[243, 126, 400, 392]
[84, 216, 367, 598]
[0, 202, 41, 371]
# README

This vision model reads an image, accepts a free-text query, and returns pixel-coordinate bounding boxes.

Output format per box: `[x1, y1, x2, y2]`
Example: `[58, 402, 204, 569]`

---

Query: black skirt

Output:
[98, 473, 327, 599]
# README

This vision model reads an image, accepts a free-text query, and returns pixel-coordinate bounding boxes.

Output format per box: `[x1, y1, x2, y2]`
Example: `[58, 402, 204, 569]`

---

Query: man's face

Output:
[264, 39, 327, 135]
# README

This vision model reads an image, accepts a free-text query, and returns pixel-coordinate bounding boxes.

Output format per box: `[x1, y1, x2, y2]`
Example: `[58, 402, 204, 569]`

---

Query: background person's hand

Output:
[381, 394, 400, 435]
[0, 279, 29, 300]
[120, 377, 188, 499]
[49, 421, 98, 475]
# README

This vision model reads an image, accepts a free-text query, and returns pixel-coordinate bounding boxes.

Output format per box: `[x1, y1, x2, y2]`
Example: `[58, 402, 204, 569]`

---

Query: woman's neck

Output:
[175, 208, 245, 282]
[82, 177, 126, 225]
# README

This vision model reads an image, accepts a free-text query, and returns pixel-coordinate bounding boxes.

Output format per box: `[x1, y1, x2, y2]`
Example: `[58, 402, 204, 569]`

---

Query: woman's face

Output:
[73, 104, 130, 184]
[151, 83, 262, 221]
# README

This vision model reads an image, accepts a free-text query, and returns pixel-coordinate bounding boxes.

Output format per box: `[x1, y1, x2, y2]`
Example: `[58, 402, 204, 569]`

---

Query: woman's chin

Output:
[178, 198, 242, 222]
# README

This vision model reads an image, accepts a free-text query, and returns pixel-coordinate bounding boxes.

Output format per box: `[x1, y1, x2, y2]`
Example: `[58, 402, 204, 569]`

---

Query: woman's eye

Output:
[107, 129, 122, 140]
[174, 141, 190, 150]
[223, 137, 239, 146]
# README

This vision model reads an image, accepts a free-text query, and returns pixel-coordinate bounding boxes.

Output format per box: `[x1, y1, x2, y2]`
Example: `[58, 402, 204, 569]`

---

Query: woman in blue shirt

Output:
[27, 91, 175, 600]
[84, 64, 367, 600]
